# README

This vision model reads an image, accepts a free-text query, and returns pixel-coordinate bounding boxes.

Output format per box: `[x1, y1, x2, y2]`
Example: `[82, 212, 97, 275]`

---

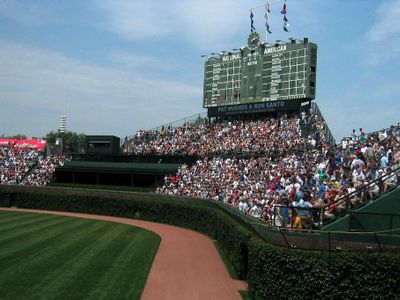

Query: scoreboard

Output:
[203, 32, 317, 113]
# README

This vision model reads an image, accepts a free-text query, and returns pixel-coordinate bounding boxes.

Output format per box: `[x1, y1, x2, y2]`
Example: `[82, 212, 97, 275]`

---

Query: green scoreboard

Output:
[203, 32, 317, 117]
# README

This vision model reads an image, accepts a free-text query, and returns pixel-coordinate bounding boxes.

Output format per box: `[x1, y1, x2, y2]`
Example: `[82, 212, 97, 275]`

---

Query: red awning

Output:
[0, 139, 46, 152]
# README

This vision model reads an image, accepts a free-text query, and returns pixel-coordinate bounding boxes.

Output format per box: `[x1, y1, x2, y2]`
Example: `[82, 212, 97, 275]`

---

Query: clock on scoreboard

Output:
[202, 33, 317, 112]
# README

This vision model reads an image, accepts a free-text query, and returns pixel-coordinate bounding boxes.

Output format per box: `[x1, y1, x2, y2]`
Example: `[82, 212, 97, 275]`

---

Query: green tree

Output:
[44, 131, 85, 154]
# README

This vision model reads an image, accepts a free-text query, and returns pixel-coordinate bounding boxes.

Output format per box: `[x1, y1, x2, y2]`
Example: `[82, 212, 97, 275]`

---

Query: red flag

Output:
[281, 1, 287, 14]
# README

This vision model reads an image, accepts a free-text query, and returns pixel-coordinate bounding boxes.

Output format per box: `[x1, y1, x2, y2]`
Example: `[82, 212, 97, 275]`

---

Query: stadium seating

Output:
[123, 113, 311, 156]
[150, 116, 400, 228]
[0, 145, 67, 186]
[2, 115, 399, 230]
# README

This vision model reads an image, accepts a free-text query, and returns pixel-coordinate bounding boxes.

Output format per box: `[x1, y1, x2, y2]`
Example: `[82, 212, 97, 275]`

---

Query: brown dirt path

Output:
[0, 208, 247, 300]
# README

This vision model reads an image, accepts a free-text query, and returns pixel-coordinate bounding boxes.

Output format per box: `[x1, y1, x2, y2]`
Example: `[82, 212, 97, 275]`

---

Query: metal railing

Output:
[212, 199, 400, 252]
[310, 102, 336, 145]
[255, 226, 400, 252]
[271, 205, 322, 229]
[70, 153, 200, 165]
[339, 123, 399, 145]
[128, 112, 207, 140]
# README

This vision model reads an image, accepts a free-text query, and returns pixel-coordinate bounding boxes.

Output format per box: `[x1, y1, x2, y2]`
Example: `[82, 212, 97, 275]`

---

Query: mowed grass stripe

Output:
[26, 224, 128, 298]
[0, 216, 140, 298]
[0, 210, 55, 223]
[87, 230, 161, 300]
[0, 213, 59, 235]
[0, 215, 74, 246]
[0, 212, 160, 300]
[0, 217, 101, 273]
[0, 211, 41, 224]
[31, 226, 160, 300]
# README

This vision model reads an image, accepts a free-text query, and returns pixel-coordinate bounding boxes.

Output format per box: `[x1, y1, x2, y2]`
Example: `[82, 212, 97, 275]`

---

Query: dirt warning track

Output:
[0, 208, 247, 300]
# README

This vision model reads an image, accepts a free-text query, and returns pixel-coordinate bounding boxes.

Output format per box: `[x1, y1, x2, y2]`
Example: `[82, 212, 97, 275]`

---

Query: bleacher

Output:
[125, 109, 400, 235]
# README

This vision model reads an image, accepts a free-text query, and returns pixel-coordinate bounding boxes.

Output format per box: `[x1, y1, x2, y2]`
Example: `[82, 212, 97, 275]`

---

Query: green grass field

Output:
[0, 211, 160, 300]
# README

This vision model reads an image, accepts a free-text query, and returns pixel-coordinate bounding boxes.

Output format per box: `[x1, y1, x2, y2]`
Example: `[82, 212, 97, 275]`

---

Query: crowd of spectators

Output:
[0, 145, 67, 186]
[157, 121, 400, 228]
[22, 155, 67, 186]
[3, 115, 398, 230]
[123, 113, 311, 156]
[0, 146, 39, 185]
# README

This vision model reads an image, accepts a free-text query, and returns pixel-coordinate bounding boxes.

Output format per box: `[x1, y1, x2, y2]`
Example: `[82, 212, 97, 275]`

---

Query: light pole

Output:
[58, 116, 66, 156]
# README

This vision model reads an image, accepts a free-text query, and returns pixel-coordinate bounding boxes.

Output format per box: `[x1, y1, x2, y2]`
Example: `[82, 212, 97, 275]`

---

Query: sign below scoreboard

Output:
[207, 99, 302, 117]
[203, 32, 317, 110]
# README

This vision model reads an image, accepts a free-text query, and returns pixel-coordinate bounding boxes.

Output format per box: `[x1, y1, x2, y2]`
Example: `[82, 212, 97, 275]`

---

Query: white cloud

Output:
[175, 0, 249, 50]
[95, 0, 176, 40]
[0, 39, 202, 137]
[0, 0, 59, 25]
[365, 0, 400, 42]
[108, 51, 172, 73]
[95, 0, 249, 50]
[362, 0, 400, 66]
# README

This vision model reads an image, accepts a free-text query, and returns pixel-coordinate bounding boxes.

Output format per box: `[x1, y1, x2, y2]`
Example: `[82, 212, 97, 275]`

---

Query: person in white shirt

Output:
[383, 168, 397, 192]
[249, 204, 262, 218]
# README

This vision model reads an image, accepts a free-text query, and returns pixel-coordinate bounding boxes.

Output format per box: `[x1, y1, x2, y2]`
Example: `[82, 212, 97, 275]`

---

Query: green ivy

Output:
[247, 238, 400, 299]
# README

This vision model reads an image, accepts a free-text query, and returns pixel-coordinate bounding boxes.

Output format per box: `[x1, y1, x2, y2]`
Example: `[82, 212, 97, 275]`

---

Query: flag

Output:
[282, 1, 289, 32]
[283, 15, 289, 31]
[281, 1, 287, 14]
[267, 23, 272, 34]
[250, 11, 256, 32]
[283, 15, 288, 22]
[265, 2, 271, 34]
[283, 20, 289, 32]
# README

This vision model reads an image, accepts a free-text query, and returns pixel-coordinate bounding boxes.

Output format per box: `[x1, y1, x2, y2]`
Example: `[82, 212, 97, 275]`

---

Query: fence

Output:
[70, 153, 200, 165]
[310, 102, 336, 145]
[251, 225, 400, 252]
[127, 112, 208, 140]
[211, 199, 400, 252]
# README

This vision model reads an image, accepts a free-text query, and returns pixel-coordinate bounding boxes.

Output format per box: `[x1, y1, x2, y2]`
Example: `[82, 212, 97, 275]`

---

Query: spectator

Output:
[124, 114, 313, 156]
[156, 120, 400, 227]
[0, 145, 68, 186]
[383, 167, 397, 192]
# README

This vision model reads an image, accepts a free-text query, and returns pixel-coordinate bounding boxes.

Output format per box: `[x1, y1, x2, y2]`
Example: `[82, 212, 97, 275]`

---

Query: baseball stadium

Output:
[1, 1, 400, 299]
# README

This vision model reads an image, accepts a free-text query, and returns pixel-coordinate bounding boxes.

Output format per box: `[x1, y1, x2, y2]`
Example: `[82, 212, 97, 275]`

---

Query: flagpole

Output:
[249, 0, 283, 12]
[265, 1, 269, 43]
[249, 0, 285, 43]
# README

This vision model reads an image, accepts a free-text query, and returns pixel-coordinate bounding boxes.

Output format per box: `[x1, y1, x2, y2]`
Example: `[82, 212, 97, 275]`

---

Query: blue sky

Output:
[0, 0, 399, 140]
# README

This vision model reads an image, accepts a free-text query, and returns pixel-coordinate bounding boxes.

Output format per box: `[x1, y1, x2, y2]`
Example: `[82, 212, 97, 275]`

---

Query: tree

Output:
[44, 131, 86, 154]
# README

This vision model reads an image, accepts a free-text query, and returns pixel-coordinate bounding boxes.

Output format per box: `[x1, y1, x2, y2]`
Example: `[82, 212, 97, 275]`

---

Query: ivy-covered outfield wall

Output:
[0, 185, 399, 299]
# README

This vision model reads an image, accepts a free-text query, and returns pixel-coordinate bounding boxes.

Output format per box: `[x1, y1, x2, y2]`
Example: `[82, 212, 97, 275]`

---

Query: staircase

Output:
[299, 102, 336, 148]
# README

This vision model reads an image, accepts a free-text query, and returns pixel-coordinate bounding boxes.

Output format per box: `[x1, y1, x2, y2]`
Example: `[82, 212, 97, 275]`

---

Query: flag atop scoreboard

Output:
[203, 32, 317, 117]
